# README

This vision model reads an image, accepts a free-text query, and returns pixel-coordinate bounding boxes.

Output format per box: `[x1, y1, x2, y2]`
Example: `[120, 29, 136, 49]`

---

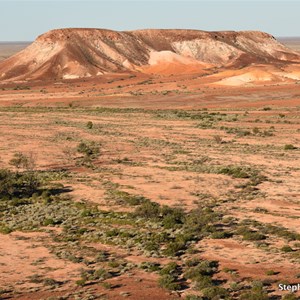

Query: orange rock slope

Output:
[0, 28, 300, 82]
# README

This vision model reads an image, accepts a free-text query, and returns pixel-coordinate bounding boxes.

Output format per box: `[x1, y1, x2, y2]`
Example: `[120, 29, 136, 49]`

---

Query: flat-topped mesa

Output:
[0, 28, 299, 82]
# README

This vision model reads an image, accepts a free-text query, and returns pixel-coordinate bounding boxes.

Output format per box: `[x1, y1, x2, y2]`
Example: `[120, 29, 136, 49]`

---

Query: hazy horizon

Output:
[0, 1, 300, 41]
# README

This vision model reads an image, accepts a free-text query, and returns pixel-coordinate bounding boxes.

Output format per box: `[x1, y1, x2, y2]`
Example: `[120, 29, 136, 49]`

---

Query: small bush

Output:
[163, 241, 186, 256]
[265, 270, 278, 276]
[159, 262, 180, 276]
[161, 206, 185, 229]
[237, 227, 266, 241]
[96, 251, 109, 262]
[240, 287, 268, 300]
[0, 169, 41, 199]
[201, 286, 229, 299]
[43, 218, 55, 226]
[77, 141, 99, 158]
[43, 278, 60, 286]
[211, 231, 232, 239]
[75, 279, 86, 286]
[284, 144, 297, 150]
[101, 282, 113, 289]
[242, 231, 266, 241]
[158, 274, 181, 291]
[134, 200, 160, 219]
[0, 226, 12, 234]
[194, 275, 214, 290]
[9, 152, 36, 170]
[86, 121, 93, 129]
[185, 258, 202, 267]
[184, 260, 218, 279]
[282, 294, 298, 300]
[281, 245, 293, 252]
[109, 189, 148, 206]
[92, 268, 113, 281]
[139, 262, 161, 272]
[218, 166, 251, 178]
[13, 85, 30, 90]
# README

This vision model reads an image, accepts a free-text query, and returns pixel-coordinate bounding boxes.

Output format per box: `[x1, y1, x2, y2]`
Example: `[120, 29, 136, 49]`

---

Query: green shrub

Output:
[184, 260, 218, 279]
[43, 278, 60, 286]
[0, 169, 41, 199]
[86, 121, 93, 129]
[0, 225, 12, 234]
[183, 206, 221, 237]
[185, 258, 202, 267]
[240, 287, 268, 300]
[194, 275, 214, 290]
[158, 274, 181, 291]
[281, 245, 293, 252]
[210, 231, 232, 239]
[13, 85, 30, 90]
[101, 282, 113, 289]
[9, 152, 35, 170]
[96, 251, 109, 262]
[161, 206, 185, 229]
[240, 291, 268, 300]
[284, 144, 297, 150]
[222, 267, 236, 274]
[109, 189, 148, 206]
[139, 262, 161, 272]
[91, 268, 113, 281]
[218, 166, 251, 178]
[77, 141, 99, 158]
[159, 262, 180, 276]
[282, 294, 298, 300]
[43, 218, 55, 226]
[75, 279, 87, 286]
[230, 281, 242, 291]
[134, 200, 160, 219]
[163, 241, 186, 256]
[242, 231, 266, 241]
[28, 274, 44, 283]
[236, 227, 266, 241]
[201, 286, 229, 299]
[144, 241, 160, 251]
[265, 270, 277, 276]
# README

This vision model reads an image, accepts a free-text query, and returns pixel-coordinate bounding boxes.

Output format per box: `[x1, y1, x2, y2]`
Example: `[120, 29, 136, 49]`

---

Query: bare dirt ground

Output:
[0, 42, 300, 299]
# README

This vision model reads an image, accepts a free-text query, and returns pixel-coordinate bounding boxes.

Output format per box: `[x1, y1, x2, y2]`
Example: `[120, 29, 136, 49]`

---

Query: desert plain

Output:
[0, 31, 299, 300]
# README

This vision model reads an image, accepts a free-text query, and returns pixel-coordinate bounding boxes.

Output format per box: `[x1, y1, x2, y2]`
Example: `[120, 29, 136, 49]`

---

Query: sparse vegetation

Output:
[0, 78, 299, 299]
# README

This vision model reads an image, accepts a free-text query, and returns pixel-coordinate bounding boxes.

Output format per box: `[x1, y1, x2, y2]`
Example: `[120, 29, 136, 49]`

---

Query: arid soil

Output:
[0, 33, 300, 300]
[0, 69, 299, 300]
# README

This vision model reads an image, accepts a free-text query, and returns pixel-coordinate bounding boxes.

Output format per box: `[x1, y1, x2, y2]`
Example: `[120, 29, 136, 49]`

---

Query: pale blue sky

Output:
[0, 0, 299, 41]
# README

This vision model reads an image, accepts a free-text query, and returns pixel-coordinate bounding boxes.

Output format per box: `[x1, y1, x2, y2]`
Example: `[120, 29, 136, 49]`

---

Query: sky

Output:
[0, 0, 299, 41]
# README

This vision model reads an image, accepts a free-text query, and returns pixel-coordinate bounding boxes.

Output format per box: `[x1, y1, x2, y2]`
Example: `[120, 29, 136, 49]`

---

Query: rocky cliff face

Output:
[0, 28, 299, 81]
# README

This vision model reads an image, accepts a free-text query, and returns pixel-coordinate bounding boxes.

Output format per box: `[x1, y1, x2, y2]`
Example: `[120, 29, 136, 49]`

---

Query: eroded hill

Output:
[0, 28, 300, 82]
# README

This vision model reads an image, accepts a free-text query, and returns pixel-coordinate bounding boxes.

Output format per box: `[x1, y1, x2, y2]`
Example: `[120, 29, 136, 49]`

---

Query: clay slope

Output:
[0, 28, 300, 81]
